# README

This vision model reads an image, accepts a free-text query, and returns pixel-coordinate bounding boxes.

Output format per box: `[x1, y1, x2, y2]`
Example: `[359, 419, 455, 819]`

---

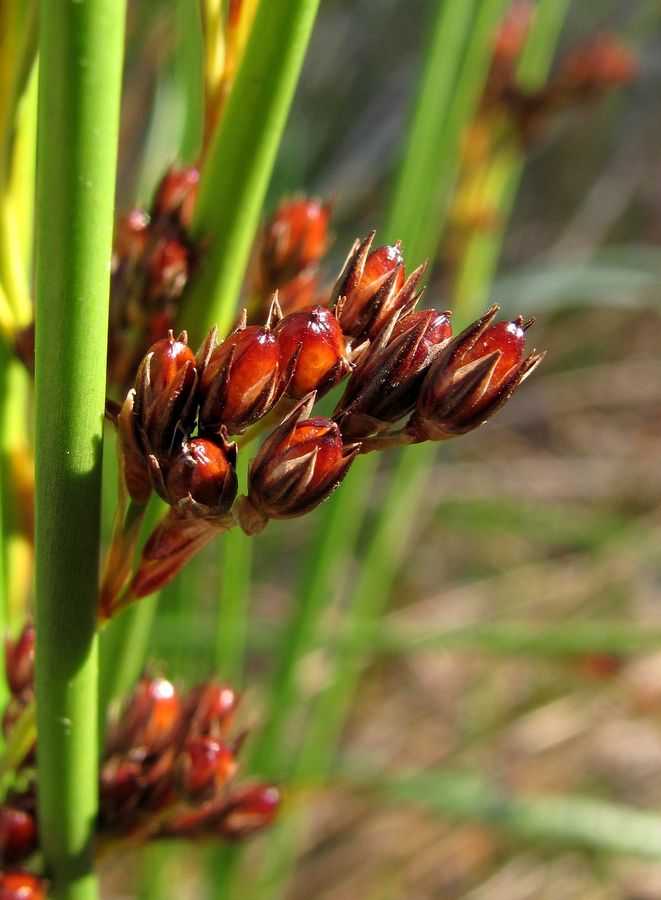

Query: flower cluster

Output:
[0, 624, 278, 891]
[108, 167, 201, 388]
[101, 675, 279, 842]
[481, 1, 637, 142]
[107, 214, 544, 614]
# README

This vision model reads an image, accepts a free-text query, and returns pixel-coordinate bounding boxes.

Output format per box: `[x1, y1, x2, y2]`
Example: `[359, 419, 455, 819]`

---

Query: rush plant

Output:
[0, 1, 645, 899]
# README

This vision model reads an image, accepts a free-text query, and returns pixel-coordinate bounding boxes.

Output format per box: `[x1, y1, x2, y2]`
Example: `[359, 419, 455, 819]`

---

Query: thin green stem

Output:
[182, 0, 321, 341]
[34, 0, 126, 896]
[215, 526, 252, 685]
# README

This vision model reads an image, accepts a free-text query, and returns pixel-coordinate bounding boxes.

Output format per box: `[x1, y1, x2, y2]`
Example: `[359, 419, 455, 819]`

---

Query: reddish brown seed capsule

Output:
[559, 33, 638, 100]
[152, 165, 200, 227]
[109, 676, 182, 756]
[177, 737, 237, 803]
[335, 309, 452, 440]
[220, 784, 281, 840]
[133, 331, 198, 458]
[0, 807, 38, 863]
[259, 197, 330, 288]
[199, 325, 285, 435]
[113, 208, 150, 260]
[238, 398, 359, 533]
[274, 306, 349, 399]
[5, 624, 35, 697]
[0, 871, 47, 900]
[409, 305, 545, 439]
[162, 436, 238, 519]
[184, 683, 237, 737]
[332, 233, 407, 342]
[146, 237, 190, 301]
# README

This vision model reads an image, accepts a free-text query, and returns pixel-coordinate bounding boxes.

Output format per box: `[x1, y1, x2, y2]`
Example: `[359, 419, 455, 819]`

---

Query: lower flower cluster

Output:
[0, 625, 279, 894]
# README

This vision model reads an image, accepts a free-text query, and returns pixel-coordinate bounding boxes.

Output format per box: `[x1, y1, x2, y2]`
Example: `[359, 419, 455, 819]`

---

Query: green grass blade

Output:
[350, 767, 661, 861]
[182, 0, 321, 342]
[34, 0, 126, 894]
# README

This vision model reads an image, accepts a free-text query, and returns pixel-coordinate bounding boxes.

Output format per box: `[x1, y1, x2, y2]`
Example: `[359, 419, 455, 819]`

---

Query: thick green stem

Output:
[182, 0, 321, 341]
[34, 1, 126, 897]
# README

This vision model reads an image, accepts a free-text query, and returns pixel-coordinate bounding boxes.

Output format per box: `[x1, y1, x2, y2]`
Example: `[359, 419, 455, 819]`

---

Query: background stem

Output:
[34, 1, 126, 896]
[182, 0, 321, 341]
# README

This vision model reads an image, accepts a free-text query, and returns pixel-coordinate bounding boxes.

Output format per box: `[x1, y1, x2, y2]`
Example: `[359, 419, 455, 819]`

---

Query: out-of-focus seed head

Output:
[559, 33, 638, 101]
[259, 197, 330, 289]
[274, 306, 350, 399]
[237, 397, 359, 533]
[198, 319, 289, 436]
[409, 305, 545, 439]
[108, 676, 182, 756]
[219, 784, 281, 840]
[113, 208, 150, 262]
[152, 165, 200, 228]
[133, 331, 199, 460]
[176, 737, 238, 804]
[160, 436, 238, 519]
[146, 237, 191, 302]
[183, 683, 238, 738]
[332, 233, 415, 342]
[5, 624, 35, 698]
[0, 807, 38, 863]
[0, 871, 47, 900]
[335, 308, 452, 440]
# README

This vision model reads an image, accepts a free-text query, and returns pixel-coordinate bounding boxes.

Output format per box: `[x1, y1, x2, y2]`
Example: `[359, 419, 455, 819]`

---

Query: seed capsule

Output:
[238, 397, 359, 533]
[198, 324, 287, 435]
[409, 305, 545, 439]
[0, 807, 38, 863]
[108, 676, 182, 756]
[162, 436, 238, 519]
[219, 784, 281, 840]
[133, 331, 198, 459]
[177, 737, 237, 803]
[274, 306, 349, 399]
[335, 308, 452, 440]
[259, 197, 330, 289]
[0, 871, 47, 900]
[5, 624, 35, 697]
[332, 233, 409, 342]
[152, 165, 200, 227]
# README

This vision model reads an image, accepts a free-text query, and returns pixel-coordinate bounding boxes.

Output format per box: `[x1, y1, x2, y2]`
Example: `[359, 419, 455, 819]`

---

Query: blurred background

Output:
[105, 1, 661, 896]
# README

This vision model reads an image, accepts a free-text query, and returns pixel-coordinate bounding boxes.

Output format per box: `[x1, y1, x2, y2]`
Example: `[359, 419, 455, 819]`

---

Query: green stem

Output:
[34, 0, 126, 896]
[215, 526, 252, 685]
[182, 0, 321, 341]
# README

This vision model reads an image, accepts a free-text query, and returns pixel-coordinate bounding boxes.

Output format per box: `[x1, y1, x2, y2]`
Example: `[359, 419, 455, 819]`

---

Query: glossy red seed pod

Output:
[274, 306, 349, 399]
[259, 197, 330, 288]
[162, 437, 238, 519]
[146, 237, 190, 301]
[113, 208, 150, 260]
[237, 398, 359, 533]
[177, 737, 237, 803]
[334, 308, 452, 440]
[220, 784, 281, 840]
[0, 871, 47, 900]
[109, 676, 182, 756]
[133, 331, 198, 459]
[199, 325, 285, 435]
[184, 683, 237, 737]
[0, 807, 38, 863]
[332, 233, 407, 342]
[409, 305, 545, 439]
[559, 33, 637, 100]
[152, 165, 200, 227]
[5, 624, 35, 697]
